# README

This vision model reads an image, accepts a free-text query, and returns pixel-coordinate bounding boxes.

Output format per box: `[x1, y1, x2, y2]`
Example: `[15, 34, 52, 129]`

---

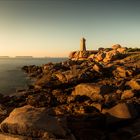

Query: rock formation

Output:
[69, 38, 127, 61]
[0, 42, 140, 139]
[69, 38, 98, 60]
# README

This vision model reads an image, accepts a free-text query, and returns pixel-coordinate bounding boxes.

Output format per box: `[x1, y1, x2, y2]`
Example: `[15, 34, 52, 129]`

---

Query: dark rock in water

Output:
[22, 65, 42, 78]
[34, 74, 62, 89]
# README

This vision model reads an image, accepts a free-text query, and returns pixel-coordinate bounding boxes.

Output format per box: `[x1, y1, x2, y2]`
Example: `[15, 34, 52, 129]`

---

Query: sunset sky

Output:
[0, 0, 140, 57]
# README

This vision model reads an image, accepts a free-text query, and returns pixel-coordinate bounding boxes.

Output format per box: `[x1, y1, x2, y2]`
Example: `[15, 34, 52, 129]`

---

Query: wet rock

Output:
[35, 74, 62, 89]
[43, 62, 62, 74]
[22, 65, 42, 78]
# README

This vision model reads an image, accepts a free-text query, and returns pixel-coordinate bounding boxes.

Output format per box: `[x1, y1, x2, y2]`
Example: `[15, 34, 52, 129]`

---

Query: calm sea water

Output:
[0, 58, 67, 95]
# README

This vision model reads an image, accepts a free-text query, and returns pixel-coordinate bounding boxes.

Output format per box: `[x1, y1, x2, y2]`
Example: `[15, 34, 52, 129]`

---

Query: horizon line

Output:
[0, 56, 68, 58]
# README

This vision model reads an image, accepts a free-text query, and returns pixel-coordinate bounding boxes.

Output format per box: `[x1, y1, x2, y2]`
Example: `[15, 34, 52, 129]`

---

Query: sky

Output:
[0, 0, 140, 57]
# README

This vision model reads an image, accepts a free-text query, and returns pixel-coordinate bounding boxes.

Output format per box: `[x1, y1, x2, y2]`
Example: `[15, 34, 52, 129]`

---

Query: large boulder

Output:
[55, 66, 98, 84]
[103, 50, 120, 62]
[0, 133, 31, 140]
[126, 79, 140, 90]
[72, 83, 103, 102]
[117, 47, 126, 53]
[121, 90, 134, 100]
[92, 63, 104, 74]
[69, 49, 98, 60]
[0, 105, 73, 139]
[112, 44, 122, 50]
[72, 83, 115, 102]
[69, 51, 77, 59]
[102, 103, 137, 124]
[35, 74, 61, 89]
[95, 52, 106, 62]
[113, 66, 134, 78]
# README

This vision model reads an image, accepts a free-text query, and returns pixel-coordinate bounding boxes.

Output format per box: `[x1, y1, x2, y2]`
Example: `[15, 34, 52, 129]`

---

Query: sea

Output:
[0, 58, 67, 95]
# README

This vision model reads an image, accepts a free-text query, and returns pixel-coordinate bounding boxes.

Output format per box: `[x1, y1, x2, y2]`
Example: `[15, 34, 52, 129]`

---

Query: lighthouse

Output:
[80, 38, 86, 51]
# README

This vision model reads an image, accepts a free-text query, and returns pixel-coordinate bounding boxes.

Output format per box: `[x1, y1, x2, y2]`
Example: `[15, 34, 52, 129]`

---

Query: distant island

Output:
[15, 56, 33, 58]
[0, 56, 10, 58]
[0, 56, 67, 59]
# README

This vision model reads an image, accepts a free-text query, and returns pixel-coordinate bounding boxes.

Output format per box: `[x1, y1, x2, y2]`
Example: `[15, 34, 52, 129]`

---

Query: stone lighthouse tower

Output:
[80, 37, 86, 51]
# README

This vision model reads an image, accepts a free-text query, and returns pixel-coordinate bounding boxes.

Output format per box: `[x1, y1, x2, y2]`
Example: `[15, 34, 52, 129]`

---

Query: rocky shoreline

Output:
[0, 44, 140, 139]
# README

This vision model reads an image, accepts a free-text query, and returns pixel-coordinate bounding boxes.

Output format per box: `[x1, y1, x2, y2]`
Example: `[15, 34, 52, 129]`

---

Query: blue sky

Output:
[0, 0, 140, 57]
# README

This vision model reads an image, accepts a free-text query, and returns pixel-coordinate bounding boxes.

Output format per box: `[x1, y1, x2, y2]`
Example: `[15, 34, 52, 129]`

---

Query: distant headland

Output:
[0, 56, 10, 58]
[15, 56, 33, 58]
